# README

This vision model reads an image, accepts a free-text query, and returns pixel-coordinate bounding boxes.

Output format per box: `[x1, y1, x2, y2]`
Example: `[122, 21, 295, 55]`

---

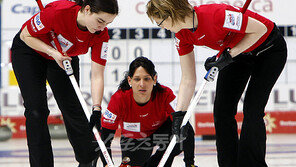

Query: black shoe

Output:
[78, 156, 98, 167]
[186, 165, 198, 167]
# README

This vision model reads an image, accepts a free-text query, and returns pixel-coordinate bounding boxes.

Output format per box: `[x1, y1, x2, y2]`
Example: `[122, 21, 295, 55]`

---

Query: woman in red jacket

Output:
[11, 0, 118, 166]
[99, 57, 196, 167]
[146, 0, 287, 166]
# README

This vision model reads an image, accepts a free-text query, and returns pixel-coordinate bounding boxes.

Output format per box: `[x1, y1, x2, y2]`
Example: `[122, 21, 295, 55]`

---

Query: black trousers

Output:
[119, 119, 195, 167]
[214, 26, 287, 167]
[11, 32, 99, 166]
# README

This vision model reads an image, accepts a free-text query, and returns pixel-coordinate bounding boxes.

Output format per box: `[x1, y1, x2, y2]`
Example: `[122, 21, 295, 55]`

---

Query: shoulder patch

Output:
[223, 10, 243, 31]
[103, 109, 117, 122]
[30, 19, 37, 32]
[175, 37, 180, 50]
[33, 13, 45, 31]
[100, 42, 108, 60]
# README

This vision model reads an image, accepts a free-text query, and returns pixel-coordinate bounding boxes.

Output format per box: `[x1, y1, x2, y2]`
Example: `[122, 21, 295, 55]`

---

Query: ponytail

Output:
[118, 73, 131, 91]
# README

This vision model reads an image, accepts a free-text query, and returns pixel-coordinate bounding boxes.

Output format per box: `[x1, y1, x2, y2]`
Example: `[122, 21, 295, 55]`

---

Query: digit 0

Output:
[134, 47, 143, 58]
[112, 47, 121, 60]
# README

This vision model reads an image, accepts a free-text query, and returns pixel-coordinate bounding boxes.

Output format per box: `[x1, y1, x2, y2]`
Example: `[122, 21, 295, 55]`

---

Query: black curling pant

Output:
[11, 32, 99, 167]
[118, 118, 195, 167]
[213, 30, 287, 167]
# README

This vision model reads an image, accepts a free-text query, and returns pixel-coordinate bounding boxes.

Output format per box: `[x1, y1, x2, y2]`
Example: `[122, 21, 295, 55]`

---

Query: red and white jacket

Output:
[102, 85, 176, 139]
[22, 0, 109, 65]
[175, 4, 274, 56]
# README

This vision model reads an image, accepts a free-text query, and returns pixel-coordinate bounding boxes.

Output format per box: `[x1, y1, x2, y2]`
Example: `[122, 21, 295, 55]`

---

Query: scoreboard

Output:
[79, 27, 185, 89]
[79, 25, 296, 88]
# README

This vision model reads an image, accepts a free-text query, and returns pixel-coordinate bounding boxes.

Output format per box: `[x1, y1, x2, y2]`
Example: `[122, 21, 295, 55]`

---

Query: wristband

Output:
[92, 104, 102, 111]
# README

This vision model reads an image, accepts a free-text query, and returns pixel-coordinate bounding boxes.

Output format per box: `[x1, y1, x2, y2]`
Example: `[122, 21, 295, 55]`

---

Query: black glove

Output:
[204, 48, 234, 71]
[171, 111, 189, 143]
[89, 110, 102, 132]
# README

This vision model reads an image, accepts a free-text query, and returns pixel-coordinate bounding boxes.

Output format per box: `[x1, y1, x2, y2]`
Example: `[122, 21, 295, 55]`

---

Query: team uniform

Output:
[23, 0, 109, 64]
[101, 86, 195, 166]
[176, 4, 287, 167]
[11, 1, 109, 166]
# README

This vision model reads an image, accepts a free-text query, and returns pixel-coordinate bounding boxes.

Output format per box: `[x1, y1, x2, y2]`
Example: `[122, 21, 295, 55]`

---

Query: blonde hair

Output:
[146, 0, 192, 25]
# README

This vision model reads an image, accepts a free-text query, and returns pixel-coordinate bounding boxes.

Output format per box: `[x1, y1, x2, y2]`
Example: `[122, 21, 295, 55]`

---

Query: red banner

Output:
[195, 111, 296, 135]
[2, 111, 296, 138]
[0, 115, 63, 138]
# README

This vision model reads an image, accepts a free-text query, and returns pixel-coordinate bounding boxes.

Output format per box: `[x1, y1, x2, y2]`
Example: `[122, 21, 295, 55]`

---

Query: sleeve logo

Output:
[33, 13, 45, 31]
[30, 19, 37, 32]
[174, 37, 180, 50]
[223, 10, 242, 31]
[103, 109, 117, 121]
[100, 42, 108, 60]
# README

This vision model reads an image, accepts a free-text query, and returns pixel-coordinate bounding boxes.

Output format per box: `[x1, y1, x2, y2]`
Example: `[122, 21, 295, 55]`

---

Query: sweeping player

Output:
[94, 57, 197, 167]
[11, 0, 118, 166]
[146, 0, 287, 166]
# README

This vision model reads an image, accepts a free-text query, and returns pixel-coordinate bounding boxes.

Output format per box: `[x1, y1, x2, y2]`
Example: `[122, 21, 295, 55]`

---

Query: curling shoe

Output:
[78, 156, 98, 167]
